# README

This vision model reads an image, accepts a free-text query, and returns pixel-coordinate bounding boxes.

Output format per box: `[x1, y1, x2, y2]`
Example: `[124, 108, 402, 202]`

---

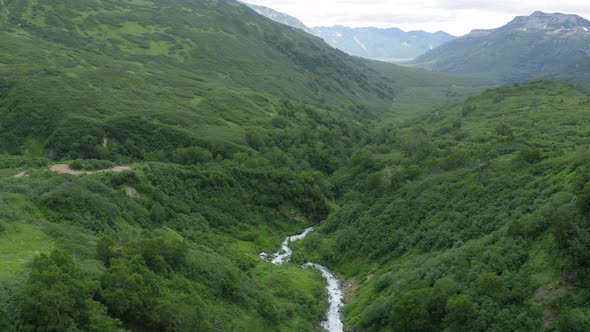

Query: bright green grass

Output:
[22, 138, 46, 158]
[0, 222, 53, 276]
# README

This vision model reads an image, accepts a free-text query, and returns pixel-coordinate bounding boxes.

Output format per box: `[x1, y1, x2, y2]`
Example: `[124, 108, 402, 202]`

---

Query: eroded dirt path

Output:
[49, 164, 132, 175]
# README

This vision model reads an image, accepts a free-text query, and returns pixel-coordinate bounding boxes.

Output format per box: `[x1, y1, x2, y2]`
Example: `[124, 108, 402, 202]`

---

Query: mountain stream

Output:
[259, 228, 344, 332]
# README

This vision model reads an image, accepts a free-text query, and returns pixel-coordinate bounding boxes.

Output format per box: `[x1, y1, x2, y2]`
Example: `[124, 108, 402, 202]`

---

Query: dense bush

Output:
[0, 0, 589, 329]
[302, 81, 590, 331]
[20, 250, 123, 331]
[577, 183, 590, 216]
[70, 159, 116, 171]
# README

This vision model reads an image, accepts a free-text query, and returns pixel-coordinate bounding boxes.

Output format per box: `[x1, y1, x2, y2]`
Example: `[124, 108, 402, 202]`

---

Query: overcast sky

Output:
[243, 0, 590, 36]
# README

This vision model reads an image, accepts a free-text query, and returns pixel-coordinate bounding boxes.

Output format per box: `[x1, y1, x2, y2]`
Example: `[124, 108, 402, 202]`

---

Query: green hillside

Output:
[0, 0, 401, 158]
[0, 0, 398, 330]
[1, 0, 589, 331]
[363, 60, 488, 120]
[297, 81, 590, 331]
[548, 57, 590, 93]
[414, 12, 590, 82]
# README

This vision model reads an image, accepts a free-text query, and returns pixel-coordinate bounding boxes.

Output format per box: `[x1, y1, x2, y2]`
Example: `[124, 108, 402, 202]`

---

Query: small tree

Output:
[577, 183, 590, 216]
[150, 202, 167, 223]
[20, 251, 91, 331]
[444, 294, 478, 331]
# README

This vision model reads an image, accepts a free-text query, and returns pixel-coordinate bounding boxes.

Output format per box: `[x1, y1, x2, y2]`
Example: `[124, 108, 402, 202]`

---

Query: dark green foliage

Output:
[390, 289, 435, 331]
[71, 159, 116, 171]
[300, 81, 590, 331]
[34, 177, 148, 231]
[0, 0, 399, 162]
[149, 203, 167, 224]
[172, 146, 213, 165]
[100, 257, 162, 326]
[1, 0, 589, 330]
[577, 183, 590, 216]
[20, 250, 124, 332]
[444, 295, 478, 331]
[495, 123, 513, 136]
[0, 279, 23, 331]
[0, 0, 389, 330]
[46, 118, 105, 160]
[558, 309, 590, 332]
[516, 148, 543, 164]
[387, 280, 461, 332]
[110, 171, 140, 187]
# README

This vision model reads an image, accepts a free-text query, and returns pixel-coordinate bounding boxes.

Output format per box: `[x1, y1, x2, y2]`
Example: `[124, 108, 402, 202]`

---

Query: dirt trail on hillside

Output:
[49, 164, 132, 175]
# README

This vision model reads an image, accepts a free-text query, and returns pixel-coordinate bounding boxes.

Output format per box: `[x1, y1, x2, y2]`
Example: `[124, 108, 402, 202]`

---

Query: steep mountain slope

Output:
[0, 0, 398, 158]
[0, 0, 400, 330]
[243, 2, 316, 35]
[298, 80, 590, 331]
[314, 26, 455, 61]
[4, 0, 588, 331]
[414, 12, 590, 81]
[547, 56, 590, 93]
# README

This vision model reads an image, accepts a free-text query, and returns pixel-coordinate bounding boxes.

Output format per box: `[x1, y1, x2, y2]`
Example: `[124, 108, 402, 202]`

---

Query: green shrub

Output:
[70, 159, 116, 171]
[172, 146, 213, 165]
[517, 148, 543, 164]
[577, 183, 590, 216]
[558, 309, 590, 332]
[444, 294, 478, 331]
[110, 171, 140, 186]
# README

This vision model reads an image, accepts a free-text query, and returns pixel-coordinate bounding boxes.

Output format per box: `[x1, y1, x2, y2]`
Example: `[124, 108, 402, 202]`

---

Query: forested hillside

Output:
[0, 0, 399, 330]
[1, 0, 589, 331]
[297, 81, 590, 331]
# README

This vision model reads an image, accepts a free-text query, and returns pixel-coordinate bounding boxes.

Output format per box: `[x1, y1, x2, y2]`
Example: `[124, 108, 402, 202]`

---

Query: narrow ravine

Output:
[260, 228, 344, 332]
[0, 0, 8, 16]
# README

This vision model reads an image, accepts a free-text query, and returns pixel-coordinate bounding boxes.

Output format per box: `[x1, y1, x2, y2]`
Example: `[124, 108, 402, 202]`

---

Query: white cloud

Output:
[242, 0, 590, 35]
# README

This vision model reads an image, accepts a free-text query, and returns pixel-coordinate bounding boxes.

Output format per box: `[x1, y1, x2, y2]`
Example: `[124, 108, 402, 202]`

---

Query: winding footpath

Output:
[49, 164, 132, 175]
[260, 228, 345, 332]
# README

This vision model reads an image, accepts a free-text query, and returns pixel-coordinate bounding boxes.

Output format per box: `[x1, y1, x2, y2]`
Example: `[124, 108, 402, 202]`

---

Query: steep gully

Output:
[0, 0, 8, 16]
[259, 228, 345, 332]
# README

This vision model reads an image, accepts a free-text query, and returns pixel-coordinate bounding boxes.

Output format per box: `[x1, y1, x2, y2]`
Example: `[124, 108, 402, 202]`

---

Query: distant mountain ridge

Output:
[413, 11, 590, 81]
[312, 26, 456, 61]
[243, 2, 316, 35]
[242, 3, 455, 61]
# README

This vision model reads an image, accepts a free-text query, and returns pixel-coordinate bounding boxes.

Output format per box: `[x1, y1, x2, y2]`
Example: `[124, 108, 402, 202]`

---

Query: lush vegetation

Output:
[0, 0, 389, 330]
[297, 81, 590, 331]
[0, 157, 333, 331]
[363, 60, 488, 120]
[1, 0, 590, 331]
